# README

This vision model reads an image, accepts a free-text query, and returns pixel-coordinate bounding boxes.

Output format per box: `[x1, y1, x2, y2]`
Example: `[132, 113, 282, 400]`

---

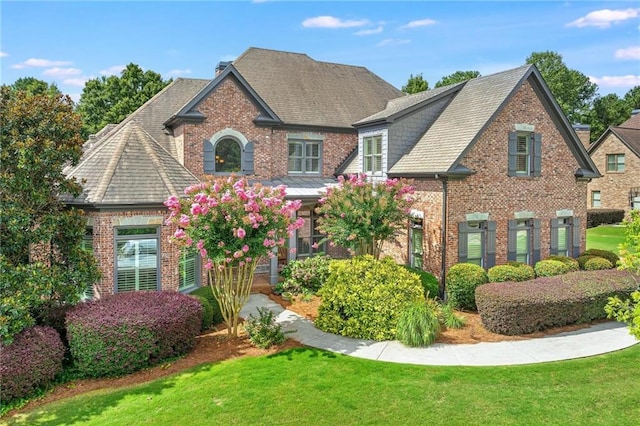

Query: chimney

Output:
[215, 61, 231, 76]
[573, 124, 591, 150]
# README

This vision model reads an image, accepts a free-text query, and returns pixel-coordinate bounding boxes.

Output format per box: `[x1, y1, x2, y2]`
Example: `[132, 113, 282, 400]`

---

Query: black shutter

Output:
[242, 141, 255, 175]
[508, 132, 517, 176]
[572, 217, 581, 258]
[203, 139, 214, 174]
[486, 221, 497, 268]
[532, 219, 541, 264]
[533, 133, 542, 176]
[507, 220, 517, 261]
[550, 218, 560, 255]
[458, 222, 469, 263]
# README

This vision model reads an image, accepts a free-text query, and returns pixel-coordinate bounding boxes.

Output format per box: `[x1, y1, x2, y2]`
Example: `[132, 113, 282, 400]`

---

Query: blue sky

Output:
[1, 1, 639, 102]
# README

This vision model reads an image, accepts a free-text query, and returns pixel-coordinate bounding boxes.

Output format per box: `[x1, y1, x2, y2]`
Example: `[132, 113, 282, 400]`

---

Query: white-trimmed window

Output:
[363, 135, 383, 174]
[80, 227, 94, 300]
[591, 191, 601, 208]
[606, 154, 625, 172]
[179, 248, 200, 292]
[115, 227, 159, 293]
[409, 218, 423, 269]
[288, 140, 321, 174]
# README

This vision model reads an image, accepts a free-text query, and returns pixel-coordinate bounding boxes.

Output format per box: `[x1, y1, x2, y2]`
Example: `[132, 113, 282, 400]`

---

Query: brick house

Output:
[65, 47, 401, 297]
[586, 113, 640, 214]
[341, 65, 600, 294]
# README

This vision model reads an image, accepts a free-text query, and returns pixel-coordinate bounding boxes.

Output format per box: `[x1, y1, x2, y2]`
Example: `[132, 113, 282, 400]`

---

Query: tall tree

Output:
[0, 86, 100, 343]
[624, 86, 640, 110]
[434, 70, 480, 88]
[526, 51, 597, 124]
[9, 77, 62, 98]
[76, 63, 171, 137]
[402, 73, 429, 94]
[586, 94, 633, 142]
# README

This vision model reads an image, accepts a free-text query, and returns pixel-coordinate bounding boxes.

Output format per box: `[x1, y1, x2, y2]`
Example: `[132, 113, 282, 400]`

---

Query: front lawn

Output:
[5, 345, 640, 425]
[586, 225, 626, 254]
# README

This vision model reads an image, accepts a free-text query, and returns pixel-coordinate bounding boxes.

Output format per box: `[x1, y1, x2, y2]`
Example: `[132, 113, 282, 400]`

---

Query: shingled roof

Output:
[589, 113, 640, 158]
[65, 121, 199, 205]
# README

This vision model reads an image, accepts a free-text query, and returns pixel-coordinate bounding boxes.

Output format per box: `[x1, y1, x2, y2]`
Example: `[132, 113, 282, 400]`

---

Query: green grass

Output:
[4, 345, 640, 425]
[586, 225, 627, 254]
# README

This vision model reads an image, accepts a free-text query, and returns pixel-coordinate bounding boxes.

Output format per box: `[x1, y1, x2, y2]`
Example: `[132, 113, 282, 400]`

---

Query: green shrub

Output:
[475, 270, 637, 335]
[580, 249, 619, 267]
[279, 255, 332, 295]
[534, 259, 570, 277]
[546, 255, 580, 272]
[190, 286, 224, 325]
[402, 265, 439, 298]
[191, 295, 214, 332]
[587, 209, 625, 228]
[437, 302, 466, 329]
[66, 292, 202, 378]
[243, 307, 286, 349]
[577, 255, 597, 269]
[445, 263, 488, 311]
[396, 301, 441, 347]
[0, 326, 65, 404]
[488, 263, 535, 283]
[606, 290, 640, 340]
[316, 256, 424, 341]
[583, 257, 613, 271]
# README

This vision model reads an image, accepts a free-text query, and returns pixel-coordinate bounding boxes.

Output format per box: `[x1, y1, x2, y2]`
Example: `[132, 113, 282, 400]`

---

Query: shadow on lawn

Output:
[266, 347, 338, 361]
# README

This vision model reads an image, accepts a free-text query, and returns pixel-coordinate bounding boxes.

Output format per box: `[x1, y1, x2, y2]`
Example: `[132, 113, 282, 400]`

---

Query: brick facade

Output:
[587, 132, 640, 213]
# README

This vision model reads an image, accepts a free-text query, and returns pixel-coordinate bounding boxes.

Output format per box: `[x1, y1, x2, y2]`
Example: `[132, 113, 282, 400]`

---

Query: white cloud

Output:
[100, 65, 126, 76]
[69, 93, 82, 103]
[355, 26, 383, 36]
[42, 67, 83, 78]
[567, 8, 640, 28]
[615, 46, 640, 60]
[302, 16, 369, 29]
[0, 51, 7, 57]
[63, 77, 90, 87]
[589, 75, 640, 87]
[12, 58, 72, 69]
[377, 39, 411, 47]
[400, 18, 437, 29]
[166, 68, 192, 77]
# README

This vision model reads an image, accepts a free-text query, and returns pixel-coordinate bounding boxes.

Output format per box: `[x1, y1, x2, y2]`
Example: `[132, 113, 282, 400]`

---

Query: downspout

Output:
[439, 177, 448, 300]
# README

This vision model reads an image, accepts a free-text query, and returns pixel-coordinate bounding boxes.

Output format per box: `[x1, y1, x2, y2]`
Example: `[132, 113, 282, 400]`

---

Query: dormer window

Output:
[363, 135, 383, 174]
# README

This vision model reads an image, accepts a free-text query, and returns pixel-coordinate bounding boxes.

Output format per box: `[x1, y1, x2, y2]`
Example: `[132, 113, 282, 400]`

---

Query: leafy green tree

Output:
[434, 70, 480, 88]
[624, 86, 640, 110]
[526, 51, 598, 124]
[0, 86, 100, 344]
[9, 77, 62, 98]
[76, 63, 171, 137]
[586, 94, 633, 142]
[402, 73, 429, 94]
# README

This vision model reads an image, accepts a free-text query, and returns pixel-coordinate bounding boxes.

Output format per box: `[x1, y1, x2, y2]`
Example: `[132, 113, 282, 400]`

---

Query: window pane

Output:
[306, 142, 319, 157]
[364, 156, 372, 172]
[116, 238, 158, 292]
[516, 135, 529, 154]
[374, 155, 382, 173]
[467, 232, 483, 262]
[374, 137, 382, 154]
[117, 227, 157, 236]
[306, 158, 320, 173]
[364, 138, 372, 155]
[179, 249, 197, 290]
[289, 142, 303, 157]
[289, 158, 303, 172]
[516, 229, 529, 263]
[215, 139, 241, 173]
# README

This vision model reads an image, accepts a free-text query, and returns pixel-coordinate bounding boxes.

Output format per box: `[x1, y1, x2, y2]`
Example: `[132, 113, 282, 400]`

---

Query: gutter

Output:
[439, 176, 448, 300]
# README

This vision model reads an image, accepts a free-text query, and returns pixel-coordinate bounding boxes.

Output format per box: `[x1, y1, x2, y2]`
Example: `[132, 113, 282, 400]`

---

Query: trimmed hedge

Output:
[0, 326, 65, 403]
[316, 256, 424, 341]
[279, 255, 332, 295]
[584, 257, 613, 270]
[475, 270, 638, 335]
[545, 255, 580, 272]
[189, 286, 224, 325]
[191, 294, 214, 332]
[488, 262, 535, 283]
[66, 292, 202, 378]
[587, 209, 625, 228]
[534, 259, 571, 277]
[445, 263, 488, 311]
[402, 265, 440, 298]
[579, 249, 619, 267]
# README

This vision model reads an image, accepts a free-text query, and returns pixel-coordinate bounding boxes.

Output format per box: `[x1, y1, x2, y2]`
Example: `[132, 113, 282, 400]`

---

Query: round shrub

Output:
[190, 286, 223, 325]
[66, 292, 202, 378]
[279, 255, 332, 295]
[316, 256, 424, 341]
[0, 326, 64, 403]
[577, 255, 597, 270]
[545, 255, 579, 272]
[580, 249, 619, 267]
[583, 257, 613, 270]
[191, 295, 214, 332]
[488, 263, 535, 283]
[445, 263, 488, 311]
[534, 259, 571, 277]
[396, 300, 441, 347]
[402, 265, 440, 298]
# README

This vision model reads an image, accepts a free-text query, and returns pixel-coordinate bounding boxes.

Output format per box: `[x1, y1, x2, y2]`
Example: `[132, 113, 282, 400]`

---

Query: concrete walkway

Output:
[240, 294, 639, 366]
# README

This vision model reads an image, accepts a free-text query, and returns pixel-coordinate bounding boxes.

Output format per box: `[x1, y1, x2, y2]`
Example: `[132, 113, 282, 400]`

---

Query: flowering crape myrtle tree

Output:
[315, 174, 415, 259]
[165, 176, 304, 337]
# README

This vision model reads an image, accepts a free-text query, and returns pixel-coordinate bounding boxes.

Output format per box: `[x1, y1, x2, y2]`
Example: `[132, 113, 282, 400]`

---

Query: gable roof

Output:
[388, 65, 599, 178]
[65, 121, 199, 205]
[588, 113, 640, 158]
[172, 47, 403, 129]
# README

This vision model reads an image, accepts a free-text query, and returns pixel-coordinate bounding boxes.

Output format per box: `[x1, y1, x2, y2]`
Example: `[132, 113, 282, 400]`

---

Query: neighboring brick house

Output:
[587, 113, 640, 214]
[342, 65, 600, 294]
[65, 47, 401, 297]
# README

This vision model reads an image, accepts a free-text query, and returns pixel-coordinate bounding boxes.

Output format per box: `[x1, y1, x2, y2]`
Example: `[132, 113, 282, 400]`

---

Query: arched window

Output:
[215, 138, 241, 173]
[203, 129, 254, 175]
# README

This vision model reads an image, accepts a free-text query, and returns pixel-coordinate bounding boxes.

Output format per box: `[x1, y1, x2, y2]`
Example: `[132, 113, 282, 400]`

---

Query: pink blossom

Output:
[239, 261, 245, 267]
[312, 242, 320, 249]
[164, 195, 180, 210]
[200, 248, 207, 258]
[174, 228, 186, 239]
[246, 257, 252, 262]
[242, 245, 249, 253]
[221, 193, 232, 203]
[207, 197, 218, 207]
[218, 241, 225, 248]
[236, 228, 246, 238]
[196, 240, 205, 250]
[194, 192, 207, 204]
[225, 257, 233, 264]
[268, 251, 275, 258]
[233, 251, 243, 258]
[204, 259, 213, 269]
[190, 203, 203, 215]
[212, 183, 221, 193]
[178, 214, 190, 227]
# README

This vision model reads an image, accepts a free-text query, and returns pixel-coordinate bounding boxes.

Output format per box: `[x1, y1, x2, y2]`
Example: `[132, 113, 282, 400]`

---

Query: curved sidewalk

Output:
[241, 294, 639, 366]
